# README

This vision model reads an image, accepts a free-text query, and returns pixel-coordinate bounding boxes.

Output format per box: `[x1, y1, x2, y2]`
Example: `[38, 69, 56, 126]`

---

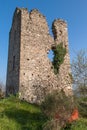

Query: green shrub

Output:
[62, 118, 87, 130]
[52, 43, 66, 74]
[76, 97, 87, 118]
[41, 90, 75, 130]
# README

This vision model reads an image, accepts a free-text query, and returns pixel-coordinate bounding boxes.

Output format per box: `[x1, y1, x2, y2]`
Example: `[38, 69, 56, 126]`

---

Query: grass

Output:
[0, 96, 47, 130]
[0, 96, 87, 130]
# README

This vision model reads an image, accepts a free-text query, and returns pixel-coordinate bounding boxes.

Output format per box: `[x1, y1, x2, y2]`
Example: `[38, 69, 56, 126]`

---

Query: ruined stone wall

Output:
[6, 8, 72, 103]
[52, 20, 72, 94]
[6, 9, 21, 95]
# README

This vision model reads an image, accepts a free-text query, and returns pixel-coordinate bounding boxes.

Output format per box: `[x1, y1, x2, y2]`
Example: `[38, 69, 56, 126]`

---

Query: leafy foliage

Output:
[41, 90, 75, 130]
[62, 118, 87, 130]
[76, 97, 87, 118]
[52, 43, 66, 74]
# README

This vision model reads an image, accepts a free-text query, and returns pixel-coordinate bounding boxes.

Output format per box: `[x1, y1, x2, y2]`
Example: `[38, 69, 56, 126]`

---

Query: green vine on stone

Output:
[52, 43, 66, 74]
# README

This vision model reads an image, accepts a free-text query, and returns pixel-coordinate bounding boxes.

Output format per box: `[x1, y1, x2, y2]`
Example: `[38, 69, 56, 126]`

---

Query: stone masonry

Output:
[6, 7, 72, 104]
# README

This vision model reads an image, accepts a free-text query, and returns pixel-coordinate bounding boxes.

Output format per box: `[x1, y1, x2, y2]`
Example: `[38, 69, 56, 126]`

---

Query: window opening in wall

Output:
[13, 31, 16, 51]
[14, 31, 16, 40]
[13, 56, 15, 70]
[48, 75, 50, 78]
[47, 50, 54, 62]
[13, 42, 14, 51]
[59, 30, 62, 35]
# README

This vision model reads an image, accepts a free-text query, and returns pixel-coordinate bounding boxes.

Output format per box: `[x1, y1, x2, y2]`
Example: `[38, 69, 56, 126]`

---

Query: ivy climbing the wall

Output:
[52, 43, 66, 74]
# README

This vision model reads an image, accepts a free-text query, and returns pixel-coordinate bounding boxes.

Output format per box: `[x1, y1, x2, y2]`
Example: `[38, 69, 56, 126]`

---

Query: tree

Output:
[72, 50, 87, 97]
[72, 50, 87, 118]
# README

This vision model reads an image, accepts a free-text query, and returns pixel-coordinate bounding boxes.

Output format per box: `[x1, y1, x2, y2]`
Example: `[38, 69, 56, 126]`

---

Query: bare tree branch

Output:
[72, 50, 87, 97]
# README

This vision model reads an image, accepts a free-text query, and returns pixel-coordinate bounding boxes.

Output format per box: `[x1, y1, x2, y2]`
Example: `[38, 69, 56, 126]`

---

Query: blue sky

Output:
[0, 0, 87, 83]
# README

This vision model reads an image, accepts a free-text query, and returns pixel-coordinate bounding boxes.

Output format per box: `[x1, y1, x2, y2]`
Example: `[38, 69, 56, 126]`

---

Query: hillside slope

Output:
[0, 96, 47, 130]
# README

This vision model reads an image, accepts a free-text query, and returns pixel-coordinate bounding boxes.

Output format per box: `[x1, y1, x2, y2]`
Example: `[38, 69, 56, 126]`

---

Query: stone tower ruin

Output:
[6, 7, 72, 104]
